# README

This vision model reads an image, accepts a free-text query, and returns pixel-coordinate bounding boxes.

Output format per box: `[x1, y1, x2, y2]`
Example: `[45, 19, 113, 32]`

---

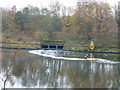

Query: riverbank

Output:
[1, 41, 119, 52]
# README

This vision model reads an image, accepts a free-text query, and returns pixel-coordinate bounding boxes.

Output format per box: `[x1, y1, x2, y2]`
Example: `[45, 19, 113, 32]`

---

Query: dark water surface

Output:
[0, 50, 120, 88]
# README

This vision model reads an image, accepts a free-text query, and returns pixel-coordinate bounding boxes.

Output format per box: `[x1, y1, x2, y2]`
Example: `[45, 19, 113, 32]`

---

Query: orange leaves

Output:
[61, 17, 72, 31]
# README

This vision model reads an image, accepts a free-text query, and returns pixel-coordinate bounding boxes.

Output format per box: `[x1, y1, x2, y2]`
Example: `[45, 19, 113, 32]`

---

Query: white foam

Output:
[29, 50, 120, 64]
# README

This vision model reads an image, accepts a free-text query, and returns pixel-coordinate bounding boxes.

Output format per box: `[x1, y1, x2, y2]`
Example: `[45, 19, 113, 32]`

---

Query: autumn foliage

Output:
[1, 1, 119, 48]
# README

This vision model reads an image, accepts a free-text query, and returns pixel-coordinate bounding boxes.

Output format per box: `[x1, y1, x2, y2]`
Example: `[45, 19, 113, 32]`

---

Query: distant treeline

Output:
[1, 1, 119, 48]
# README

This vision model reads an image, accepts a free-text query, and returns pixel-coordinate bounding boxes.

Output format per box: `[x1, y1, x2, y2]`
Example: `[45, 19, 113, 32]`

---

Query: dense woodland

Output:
[1, 1, 120, 49]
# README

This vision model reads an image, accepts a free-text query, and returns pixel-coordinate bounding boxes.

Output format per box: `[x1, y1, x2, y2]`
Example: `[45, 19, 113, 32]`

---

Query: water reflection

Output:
[1, 50, 120, 88]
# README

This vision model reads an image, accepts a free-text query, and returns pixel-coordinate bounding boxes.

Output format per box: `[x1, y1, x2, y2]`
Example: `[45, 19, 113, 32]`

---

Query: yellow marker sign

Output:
[90, 41, 94, 50]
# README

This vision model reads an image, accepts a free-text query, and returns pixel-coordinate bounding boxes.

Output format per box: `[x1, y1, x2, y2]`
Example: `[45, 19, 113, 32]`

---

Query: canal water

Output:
[0, 49, 120, 88]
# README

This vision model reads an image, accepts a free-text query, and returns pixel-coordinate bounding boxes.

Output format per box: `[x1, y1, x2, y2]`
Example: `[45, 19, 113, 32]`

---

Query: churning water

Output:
[29, 50, 120, 64]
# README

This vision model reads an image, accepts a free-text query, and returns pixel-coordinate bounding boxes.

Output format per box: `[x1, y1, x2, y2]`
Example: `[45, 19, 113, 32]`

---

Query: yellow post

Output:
[90, 53, 94, 58]
[90, 41, 94, 50]
[89, 53, 94, 62]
